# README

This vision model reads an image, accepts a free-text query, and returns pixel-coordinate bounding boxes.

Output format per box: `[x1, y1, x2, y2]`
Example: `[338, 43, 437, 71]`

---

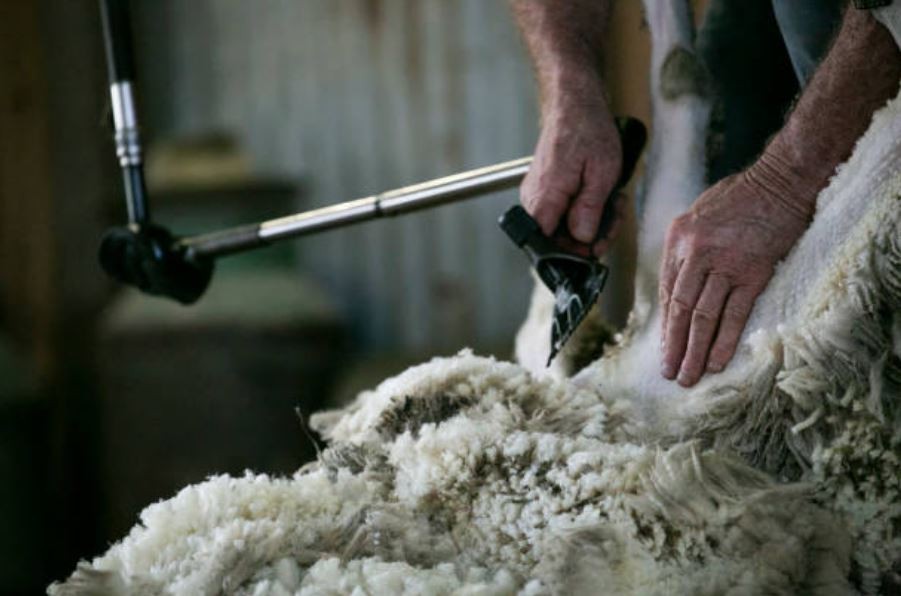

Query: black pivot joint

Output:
[99, 225, 213, 304]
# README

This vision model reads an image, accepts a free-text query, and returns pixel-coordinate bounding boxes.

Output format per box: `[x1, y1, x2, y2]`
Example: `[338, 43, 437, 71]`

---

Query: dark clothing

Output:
[697, 0, 844, 182]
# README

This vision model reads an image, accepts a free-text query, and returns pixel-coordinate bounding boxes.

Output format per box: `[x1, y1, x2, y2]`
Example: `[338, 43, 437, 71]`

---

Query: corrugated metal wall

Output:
[133, 0, 540, 352]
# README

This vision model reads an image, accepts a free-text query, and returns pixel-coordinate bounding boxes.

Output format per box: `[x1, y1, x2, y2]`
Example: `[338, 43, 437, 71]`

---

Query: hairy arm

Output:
[752, 7, 901, 217]
[510, 0, 611, 107]
[660, 6, 901, 387]
[511, 0, 624, 254]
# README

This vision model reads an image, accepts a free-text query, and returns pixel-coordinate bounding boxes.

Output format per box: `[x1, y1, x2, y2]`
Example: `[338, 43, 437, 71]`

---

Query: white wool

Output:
[54, 470, 387, 595]
[241, 558, 517, 596]
[50, 348, 870, 594]
[50, 0, 900, 594]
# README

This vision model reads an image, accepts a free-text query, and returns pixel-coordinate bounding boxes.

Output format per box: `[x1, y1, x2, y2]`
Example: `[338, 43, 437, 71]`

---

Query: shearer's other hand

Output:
[520, 99, 623, 257]
[659, 168, 814, 387]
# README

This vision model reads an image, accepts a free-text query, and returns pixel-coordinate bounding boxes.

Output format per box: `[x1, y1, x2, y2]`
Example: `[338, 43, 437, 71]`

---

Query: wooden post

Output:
[0, 2, 58, 379]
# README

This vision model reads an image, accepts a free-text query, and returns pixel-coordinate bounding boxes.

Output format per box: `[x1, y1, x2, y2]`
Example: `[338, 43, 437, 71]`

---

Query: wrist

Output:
[745, 140, 820, 222]
[540, 64, 610, 120]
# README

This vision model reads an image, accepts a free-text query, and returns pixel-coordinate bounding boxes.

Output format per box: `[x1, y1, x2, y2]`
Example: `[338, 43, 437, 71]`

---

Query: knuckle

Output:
[535, 169, 575, 193]
[520, 175, 537, 195]
[658, 286, 671, 305]
[672, 213, 694, 231]
[723, 295, 755, 319]
[684, 235, 707, 255]
[664, 229, 683, 253]
[658, 272, 672, 293]
[537, 189, 570, 209]
[575, 191, 606, 208]
[673, 212, 690, 226]
[691, 306, 719, 324]
[670, 296, 693, 313]
[520, 180, 542, 202]
[707, 272, 731, 289]
[664, 227, 681, 248]
[722, 305, 748, 321]
[665, 218, 683, 238]
[520, 190, 537, 208]
[581, 170, 614, 192]
[535, 168, 558, 185]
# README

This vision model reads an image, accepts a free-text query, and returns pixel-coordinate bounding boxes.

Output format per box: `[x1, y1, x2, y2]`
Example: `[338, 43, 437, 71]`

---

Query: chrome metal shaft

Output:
[179, 156, 531, 259]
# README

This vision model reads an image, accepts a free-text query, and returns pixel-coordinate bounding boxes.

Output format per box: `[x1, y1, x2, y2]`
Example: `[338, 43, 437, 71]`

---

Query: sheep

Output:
[50, 0, 900, 594]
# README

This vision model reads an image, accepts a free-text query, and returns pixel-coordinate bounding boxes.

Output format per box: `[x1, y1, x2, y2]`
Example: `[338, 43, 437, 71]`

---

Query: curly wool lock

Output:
[51, 345, 868, 594]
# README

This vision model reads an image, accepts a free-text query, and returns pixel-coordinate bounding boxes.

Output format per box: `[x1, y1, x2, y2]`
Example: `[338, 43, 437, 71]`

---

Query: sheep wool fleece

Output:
[50, 6, 901, 596]
[50, 94, 901, 596]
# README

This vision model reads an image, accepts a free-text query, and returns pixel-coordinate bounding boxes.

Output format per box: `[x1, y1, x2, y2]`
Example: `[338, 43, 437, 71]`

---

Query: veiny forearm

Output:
[510, 0, 623, 246]
[510, 0, 613, 114]
[751, 7, 901, 218]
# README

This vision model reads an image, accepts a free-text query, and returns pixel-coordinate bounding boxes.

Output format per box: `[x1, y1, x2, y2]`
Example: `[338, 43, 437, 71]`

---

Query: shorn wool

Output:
[51, 0, 900, 594]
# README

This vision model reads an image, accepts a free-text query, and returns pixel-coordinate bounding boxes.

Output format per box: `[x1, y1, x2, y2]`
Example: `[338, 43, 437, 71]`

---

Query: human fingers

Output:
[521, 124, 588, 236]
[658, 224, 682, 347]
[522, 176, 573, 238]
[592, 192, 627, 257]
[520, 131, 580, 236]
[567, 155, 621, 243]
[676, 273, 730, 387]
[661, 260, 707, 380]
[705, 285, 761, 373]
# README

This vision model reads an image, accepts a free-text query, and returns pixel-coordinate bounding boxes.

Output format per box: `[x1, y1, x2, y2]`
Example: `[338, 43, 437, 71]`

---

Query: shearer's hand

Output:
[520, 96, 623, 257]
[659, 165, 815, 387]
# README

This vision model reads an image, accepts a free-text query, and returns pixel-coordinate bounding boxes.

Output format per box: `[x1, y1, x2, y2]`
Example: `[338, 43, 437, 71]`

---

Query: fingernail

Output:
[677, 371, 693, 387]
[573, 219, 595, 243]
[661, 362, 676, 379]
[707, 361, 723, 373]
